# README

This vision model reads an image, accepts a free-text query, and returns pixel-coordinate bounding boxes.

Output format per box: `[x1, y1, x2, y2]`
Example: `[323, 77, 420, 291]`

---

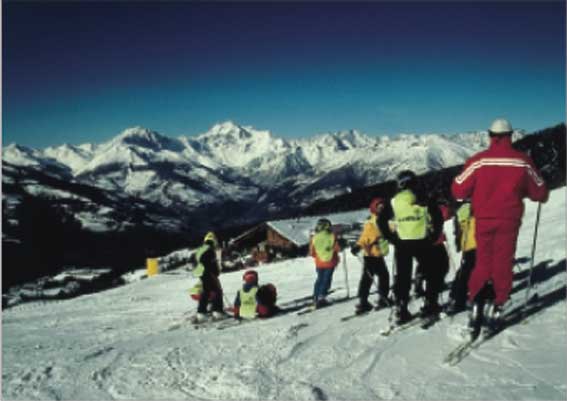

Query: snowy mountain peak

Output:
[115, 126, 160, 143]
[332, 129, 374, 148]
[4, 143, 33, 153]
[206, 121, 243, 136]
[192, 122, 285, 168]
[2, 143, 42, 166]
[199, 121, 275, 142]
[110, 127, 183, 152]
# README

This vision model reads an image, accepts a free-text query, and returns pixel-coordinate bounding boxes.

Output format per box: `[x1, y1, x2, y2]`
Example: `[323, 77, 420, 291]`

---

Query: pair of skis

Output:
[340, 303, 392, 322]
[443, 322, 503, 366]
[167, 311, 233, 331]
[379, 312, 443, 336]
[443, 289, 551, 366]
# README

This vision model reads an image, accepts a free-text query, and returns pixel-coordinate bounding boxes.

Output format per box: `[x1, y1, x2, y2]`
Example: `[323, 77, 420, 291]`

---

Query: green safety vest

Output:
[239, 287, 259, 319]
[312, 231, 335, 262]
[192, 244, 211, 278]
[456, 203, 471, 223]
[378, 237, 390, 256]
[189, 282, 203, 296]
[391, 190, 428, 240]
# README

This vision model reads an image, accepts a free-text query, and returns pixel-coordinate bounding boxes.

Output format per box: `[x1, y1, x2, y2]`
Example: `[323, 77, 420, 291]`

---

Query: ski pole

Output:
[386, 251, 398, 324]
[342, 249, 350, 299]
[523, 202, 542, 314]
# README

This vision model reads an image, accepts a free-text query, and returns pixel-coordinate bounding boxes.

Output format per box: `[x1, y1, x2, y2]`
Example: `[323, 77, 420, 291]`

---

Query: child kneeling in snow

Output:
[232, 270, 279, 319]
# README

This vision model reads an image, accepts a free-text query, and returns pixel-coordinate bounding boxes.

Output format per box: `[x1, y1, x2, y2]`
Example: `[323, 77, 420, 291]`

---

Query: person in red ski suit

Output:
[451, 119, 549, 314]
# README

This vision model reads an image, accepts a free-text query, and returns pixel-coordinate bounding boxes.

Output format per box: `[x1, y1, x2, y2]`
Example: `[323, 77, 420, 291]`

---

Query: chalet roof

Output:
[267, 209, 370, 247]
[229, 222, 268, 246]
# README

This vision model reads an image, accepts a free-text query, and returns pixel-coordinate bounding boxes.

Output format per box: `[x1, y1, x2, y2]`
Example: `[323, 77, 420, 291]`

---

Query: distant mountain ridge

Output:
[3, 121, 528, 232]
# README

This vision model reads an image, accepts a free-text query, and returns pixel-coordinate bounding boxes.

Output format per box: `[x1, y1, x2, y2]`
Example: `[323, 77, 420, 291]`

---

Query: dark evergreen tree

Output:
[9, 195, 82, 285]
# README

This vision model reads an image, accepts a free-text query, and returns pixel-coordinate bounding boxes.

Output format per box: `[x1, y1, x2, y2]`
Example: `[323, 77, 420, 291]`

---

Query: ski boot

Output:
[419, 299, 441, 319]
[315, 297, 331, 309]
[376, 295, 393, 310]
[467, 299, 485, 340]
[355, 301, 373, 315]
[468, 281, 495, 338]
[394, 301, 412, 325]
[212, 311, 226, 321]
[191, 313, 207, 325]
[445, 299, 467, 316]
[484, 302, 503, 334]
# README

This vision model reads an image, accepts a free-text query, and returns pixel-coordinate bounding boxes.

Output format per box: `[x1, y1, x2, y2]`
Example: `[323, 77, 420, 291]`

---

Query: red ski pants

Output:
[468, 219, 521, 306]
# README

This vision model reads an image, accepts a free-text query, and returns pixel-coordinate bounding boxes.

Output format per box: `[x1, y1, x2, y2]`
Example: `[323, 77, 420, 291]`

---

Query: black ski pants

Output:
[198, 273, 224, 314]
[426, 243, 450, 303]
[357, 256, 390, 304]
[449, 250, 477, 307]
[393, 240, 445, 305]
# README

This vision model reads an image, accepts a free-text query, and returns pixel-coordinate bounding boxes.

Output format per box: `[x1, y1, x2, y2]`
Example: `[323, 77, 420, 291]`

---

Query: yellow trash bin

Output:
[146, 258, 159, 277]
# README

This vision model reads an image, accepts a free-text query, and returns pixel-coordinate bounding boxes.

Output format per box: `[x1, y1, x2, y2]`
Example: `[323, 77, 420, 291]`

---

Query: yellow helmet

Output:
[203, 231, 218, 247]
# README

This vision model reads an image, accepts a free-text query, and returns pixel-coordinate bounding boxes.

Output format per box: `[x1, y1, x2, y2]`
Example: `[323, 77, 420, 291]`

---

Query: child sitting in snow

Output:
[232, 270, 279, 319]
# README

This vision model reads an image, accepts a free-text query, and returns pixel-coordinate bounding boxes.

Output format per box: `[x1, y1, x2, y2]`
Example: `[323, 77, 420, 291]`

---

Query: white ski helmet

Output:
[488, 119, 513, 135]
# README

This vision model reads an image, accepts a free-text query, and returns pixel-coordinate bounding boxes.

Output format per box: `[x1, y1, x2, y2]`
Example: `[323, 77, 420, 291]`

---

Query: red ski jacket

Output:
[452, 136, 548, 221]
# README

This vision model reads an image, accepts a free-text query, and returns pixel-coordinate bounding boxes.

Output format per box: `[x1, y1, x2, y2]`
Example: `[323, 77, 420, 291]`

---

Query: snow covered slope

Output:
[2, 188, 565, 400]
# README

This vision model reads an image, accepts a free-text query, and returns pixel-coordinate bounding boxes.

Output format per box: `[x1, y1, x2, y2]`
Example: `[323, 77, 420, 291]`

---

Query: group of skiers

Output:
[188, 118, 549, 331]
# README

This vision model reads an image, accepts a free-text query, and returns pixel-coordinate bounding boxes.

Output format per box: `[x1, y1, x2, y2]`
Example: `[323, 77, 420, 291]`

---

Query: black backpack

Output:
[257, 283, 277, 307]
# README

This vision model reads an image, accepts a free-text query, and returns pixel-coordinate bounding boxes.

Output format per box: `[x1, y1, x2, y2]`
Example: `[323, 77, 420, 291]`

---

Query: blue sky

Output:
[3, 2, 565, 148]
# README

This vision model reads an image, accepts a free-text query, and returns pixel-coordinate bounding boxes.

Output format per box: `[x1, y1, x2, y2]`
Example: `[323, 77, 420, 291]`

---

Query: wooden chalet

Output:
[227, 211, 367, 265]
[228, 222, 308, 264]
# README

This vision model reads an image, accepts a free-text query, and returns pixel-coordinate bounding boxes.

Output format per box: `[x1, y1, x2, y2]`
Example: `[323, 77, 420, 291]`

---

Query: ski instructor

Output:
[451, 118, 549, 322]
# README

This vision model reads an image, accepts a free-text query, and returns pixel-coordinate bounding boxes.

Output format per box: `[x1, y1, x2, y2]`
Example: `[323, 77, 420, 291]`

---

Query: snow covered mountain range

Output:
[2, 121, 524, 232]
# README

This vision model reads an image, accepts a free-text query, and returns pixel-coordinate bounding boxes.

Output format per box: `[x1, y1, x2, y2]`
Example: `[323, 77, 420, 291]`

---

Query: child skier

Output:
[309, 218, 341, 308]
[350, 197, 392, 314]
[188, 231, 225, 323]
[233, 270, 279, 319]
[446, 201, 477, 315]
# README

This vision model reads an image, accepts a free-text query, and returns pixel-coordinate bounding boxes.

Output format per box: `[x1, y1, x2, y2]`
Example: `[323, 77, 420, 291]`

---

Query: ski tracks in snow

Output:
[264, 308, 401, 400]
[2, 364, 64, 401]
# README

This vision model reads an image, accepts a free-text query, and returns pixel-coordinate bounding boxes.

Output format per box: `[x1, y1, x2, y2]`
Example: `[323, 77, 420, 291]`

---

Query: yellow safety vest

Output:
[192, 244, 210, 278]
[457, 204, 477, 252]
[357, 215, 389, 257]
[312, 231, 335, 262]
[239, 287, 258, 319]
[391, 190, 428, 240]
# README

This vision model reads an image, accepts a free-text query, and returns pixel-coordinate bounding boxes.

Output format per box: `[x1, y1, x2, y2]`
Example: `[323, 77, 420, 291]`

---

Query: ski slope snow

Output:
[2, 188, 566, 400]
